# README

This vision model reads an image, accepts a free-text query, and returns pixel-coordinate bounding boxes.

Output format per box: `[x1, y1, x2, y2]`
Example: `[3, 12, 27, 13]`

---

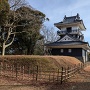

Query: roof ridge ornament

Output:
[63, 15, 66, 21]
[76, 13, 80, 20]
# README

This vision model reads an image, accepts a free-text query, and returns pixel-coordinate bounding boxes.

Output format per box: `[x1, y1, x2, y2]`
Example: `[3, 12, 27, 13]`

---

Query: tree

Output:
[33, 39, 44, 55]
[0, 0, 46, 55]
[0, 0, 30, 55]
[40, 26, 59, 55]
[0, 0, 10, 55]
[41, 26, 58, 43]
[11, 6, 46, 55]
[0, 0, 10, 25]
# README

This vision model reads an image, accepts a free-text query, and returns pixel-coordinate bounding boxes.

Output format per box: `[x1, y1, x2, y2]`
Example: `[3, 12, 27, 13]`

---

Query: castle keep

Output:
[46, 14, 90, 63]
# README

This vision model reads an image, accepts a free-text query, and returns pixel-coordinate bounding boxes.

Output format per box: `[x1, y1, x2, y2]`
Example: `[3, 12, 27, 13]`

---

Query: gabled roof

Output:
[57, 34, 80, 42]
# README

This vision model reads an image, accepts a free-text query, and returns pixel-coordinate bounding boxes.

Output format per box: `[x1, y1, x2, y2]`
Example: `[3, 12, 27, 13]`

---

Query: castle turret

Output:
[55, 13, 86, 41]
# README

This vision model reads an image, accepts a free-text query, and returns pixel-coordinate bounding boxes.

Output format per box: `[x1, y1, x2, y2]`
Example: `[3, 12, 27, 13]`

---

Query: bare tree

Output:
[41, 26, 58, 43]
[8, 0, 28, 10]
[40, 26, 59, 55]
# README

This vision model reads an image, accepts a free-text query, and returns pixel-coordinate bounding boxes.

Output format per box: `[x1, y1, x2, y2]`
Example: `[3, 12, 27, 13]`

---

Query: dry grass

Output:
[0, 55, 82, 69]
[0, 55, 83, 90]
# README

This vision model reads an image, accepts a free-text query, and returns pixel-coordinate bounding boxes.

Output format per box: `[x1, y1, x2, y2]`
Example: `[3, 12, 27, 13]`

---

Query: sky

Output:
[27, 0, 90, 44]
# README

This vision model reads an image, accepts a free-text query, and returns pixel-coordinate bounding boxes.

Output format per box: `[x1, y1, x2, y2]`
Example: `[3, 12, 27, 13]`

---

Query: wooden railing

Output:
[57, 29, 82, 35]
[60, 63, 85, 84]
[0, 60, 86, 84]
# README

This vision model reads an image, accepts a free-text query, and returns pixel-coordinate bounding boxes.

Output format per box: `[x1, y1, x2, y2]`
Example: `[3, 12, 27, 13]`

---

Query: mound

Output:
[45, 56, 82, 68]
[0, 55, 82, 69]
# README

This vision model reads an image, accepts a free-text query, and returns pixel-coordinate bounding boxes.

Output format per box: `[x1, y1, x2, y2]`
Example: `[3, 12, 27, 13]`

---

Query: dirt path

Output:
[66, 63, 90, 90]
[44, 64, 90, 90]
[1, 62, 90, 90]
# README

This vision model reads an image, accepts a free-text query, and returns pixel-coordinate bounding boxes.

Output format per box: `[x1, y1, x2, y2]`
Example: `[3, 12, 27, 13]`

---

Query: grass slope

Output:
[0, 55, 82, 69]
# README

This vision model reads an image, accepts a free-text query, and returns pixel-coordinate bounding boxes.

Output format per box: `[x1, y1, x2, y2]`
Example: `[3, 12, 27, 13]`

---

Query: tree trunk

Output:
[2, 43, 6, 56]
[27, 47, 34, 55]
[27, 47, 31, 55]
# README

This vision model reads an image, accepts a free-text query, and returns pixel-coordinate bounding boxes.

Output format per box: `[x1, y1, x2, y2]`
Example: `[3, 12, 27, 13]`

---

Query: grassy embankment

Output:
[0, 55, 82, 69]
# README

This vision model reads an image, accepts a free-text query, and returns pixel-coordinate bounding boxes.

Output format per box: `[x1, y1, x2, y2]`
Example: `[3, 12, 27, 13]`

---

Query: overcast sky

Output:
[27, 0, 90, 43]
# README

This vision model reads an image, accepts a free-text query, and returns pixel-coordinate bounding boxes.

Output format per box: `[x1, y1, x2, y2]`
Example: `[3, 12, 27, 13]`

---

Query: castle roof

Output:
[45, 41, 88, 46]
[45, 41, 90, 50]
[54, 13, 86, 30]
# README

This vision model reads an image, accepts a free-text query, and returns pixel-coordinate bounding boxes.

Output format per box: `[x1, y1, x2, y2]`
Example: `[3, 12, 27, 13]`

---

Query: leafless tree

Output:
[40, 26, 59, 55]
[41, 26, 58, 43]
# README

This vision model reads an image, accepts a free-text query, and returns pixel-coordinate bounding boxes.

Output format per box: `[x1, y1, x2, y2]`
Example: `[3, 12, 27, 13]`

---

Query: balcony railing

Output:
[57, 29, 82, 35]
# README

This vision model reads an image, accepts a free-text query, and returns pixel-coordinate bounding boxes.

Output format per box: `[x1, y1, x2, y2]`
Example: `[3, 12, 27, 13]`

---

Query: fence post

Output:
[36, 65, 38, 81]
[49, 73, 50, 82]
[0, 61, 2, 75]
[33, 66, 35, 80]
[77, 63, 80, 73]
[67, 67, 70, 79]
[15, 63, 18, 80]
[28, 64, 30, 80]
[65, 68, 67, 81]
[22, 65, 25, 80]
[57, 69, 59, 82]
[12, 64, 14, 78]
[0, 62, 1, 75]
[53, 70, 55, 82]
[0, 62, 3, 75]
[61, 67, 64, 84]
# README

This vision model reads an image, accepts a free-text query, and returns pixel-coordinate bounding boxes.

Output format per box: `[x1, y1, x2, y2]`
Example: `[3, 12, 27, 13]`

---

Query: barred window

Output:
[61, 49, 63, 53]
[68, 49, 72, 53]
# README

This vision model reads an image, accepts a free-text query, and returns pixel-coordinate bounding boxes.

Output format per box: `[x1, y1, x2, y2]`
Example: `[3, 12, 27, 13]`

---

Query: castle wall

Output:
[51, 48, 88, 63]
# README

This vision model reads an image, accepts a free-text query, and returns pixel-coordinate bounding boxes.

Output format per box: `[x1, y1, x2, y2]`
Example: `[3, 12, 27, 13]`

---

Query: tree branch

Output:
[10, 0, 21, 8]
[4, 27, 12, 43]
[5, 34, 15, 48]
[11, 31, 26, 35]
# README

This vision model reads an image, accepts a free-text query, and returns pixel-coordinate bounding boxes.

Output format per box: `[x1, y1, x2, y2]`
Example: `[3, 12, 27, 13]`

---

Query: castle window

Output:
[61, 49, 63, 53]
[68, 49, 72, 53]
[73, 35, 75, 38]
[67, 27, 72, 33]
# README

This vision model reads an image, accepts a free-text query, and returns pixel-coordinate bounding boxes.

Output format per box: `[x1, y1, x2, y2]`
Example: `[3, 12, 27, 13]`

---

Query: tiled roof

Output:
[45, 41, 88, 46]
[63, 17, 81, 24]
[55, 14, 81, 25]
[54, 13, 86, 30]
